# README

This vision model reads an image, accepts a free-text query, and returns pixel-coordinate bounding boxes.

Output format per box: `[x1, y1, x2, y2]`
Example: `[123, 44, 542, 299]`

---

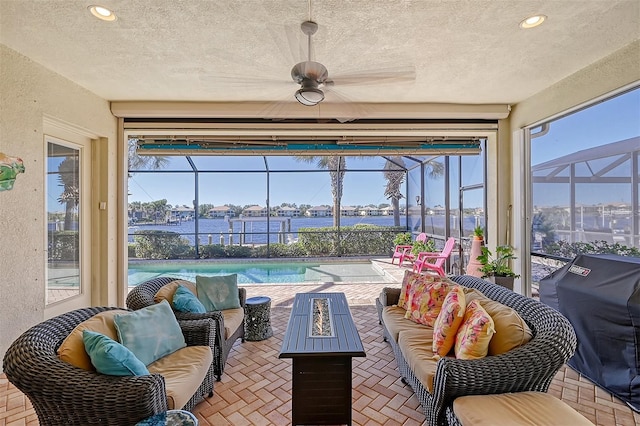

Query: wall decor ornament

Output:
[0, 152, 25, 191]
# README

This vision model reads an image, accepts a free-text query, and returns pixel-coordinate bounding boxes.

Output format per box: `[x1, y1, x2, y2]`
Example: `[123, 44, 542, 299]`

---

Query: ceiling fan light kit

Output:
[294, 81, 325, 106]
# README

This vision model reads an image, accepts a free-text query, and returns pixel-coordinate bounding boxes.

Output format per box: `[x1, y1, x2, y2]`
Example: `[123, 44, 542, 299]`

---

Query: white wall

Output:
[0, 45, 118, 369]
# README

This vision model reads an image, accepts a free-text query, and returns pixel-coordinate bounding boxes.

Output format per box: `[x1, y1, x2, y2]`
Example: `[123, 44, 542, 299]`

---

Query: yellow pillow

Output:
[154, 280, 197, 307]
[454, 300, 495, 360]
[464, 288, 533, 355]
[432, 285, 466, 358]
[57, 309, 128, 371]
[405, 275, 451, 327]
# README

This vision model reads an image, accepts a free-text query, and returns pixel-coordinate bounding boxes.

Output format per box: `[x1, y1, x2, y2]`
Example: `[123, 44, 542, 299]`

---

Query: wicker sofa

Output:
[376, 274, 577, 426]
[2, 306, 216, 426]
[126, 276, 246, 381]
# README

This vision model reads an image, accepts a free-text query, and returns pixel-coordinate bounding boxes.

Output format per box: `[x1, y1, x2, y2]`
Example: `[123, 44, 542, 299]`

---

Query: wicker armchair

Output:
[377, 275, 577, 426]
[2, 306, 216, 426]
[126, 276, 246, 381]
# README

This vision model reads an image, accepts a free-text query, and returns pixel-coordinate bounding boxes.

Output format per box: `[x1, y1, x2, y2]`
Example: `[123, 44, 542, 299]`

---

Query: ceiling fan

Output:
[289, 19, 415, 107]
[291, 20, 328, 106]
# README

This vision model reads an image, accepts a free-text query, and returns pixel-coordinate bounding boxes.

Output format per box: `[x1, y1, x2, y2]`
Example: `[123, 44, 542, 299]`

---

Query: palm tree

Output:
[383, 157, 445, 226]
[295, 156, 346, 227]
[383, 156, 405, 226]
[57, 156, 79, 230]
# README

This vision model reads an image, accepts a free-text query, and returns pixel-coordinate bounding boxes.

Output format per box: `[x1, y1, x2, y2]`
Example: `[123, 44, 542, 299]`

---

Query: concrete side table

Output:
[245, 296, 274, 341]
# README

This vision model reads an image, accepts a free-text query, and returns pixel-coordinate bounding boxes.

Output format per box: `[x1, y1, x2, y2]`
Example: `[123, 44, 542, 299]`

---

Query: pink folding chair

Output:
[391, 233, 427, 266]
[412, 237, 456, 276]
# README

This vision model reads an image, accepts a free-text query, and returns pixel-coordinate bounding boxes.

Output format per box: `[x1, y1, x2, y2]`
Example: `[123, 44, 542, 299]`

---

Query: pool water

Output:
[128, 260, 391, 286]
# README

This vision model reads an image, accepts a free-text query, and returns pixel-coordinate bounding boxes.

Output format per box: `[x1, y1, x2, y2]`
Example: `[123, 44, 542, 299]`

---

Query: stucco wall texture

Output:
[0, 45, 117, 370]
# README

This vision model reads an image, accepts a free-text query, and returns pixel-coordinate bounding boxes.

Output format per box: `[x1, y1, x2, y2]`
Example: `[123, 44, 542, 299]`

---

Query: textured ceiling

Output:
[1, 0, 639, 106]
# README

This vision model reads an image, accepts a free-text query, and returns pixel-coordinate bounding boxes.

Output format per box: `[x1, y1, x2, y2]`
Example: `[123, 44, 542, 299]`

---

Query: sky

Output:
[127, 156, 400, 208]
[530, 87, 640, 207]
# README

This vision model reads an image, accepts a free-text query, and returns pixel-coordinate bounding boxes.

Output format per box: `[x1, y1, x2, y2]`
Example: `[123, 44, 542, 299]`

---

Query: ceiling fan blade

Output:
[325, 65, 416, 87]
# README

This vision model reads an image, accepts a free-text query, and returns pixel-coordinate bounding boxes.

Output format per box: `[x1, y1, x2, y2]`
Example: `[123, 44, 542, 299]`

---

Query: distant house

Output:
[359, 206, 381, 216]
[380, 206, 394, 216]
[306, 205, 332, 217]
[277, 206, 300, 217]
[208, 205, 235, 218]
[169, 206, 195, 219]
[432, 205, 446, 216]
[340, 206, 357, 216]
[243, 205, 268, 217]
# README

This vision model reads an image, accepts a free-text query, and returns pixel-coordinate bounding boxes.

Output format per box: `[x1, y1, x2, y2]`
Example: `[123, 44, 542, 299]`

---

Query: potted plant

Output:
[466, 226, 485, 277]
[477, 245, 520, 290]
[393, 232, 413, 246]
[411, 238, 436, 258]
[473, 225, 484, 241]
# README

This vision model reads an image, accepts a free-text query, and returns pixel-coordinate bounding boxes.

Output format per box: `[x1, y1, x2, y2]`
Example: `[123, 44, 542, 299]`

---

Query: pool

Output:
[128, 260, 392, 286]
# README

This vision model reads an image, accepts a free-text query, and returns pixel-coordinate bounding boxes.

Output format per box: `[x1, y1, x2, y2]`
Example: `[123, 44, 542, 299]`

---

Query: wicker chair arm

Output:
[126, 276, 180, 311]
[380, 287, 401, 306]
[179, 317, 217, 348]
[429, 342, 564, 424]
[175, 310, 224, 321]
[33, 369, 168, 425]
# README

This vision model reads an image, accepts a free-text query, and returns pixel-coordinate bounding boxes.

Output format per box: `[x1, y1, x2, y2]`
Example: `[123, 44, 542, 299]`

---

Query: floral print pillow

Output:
[405, 275, 451, 327]
[432, 285, 466, 358]
[454, 299, 496, 360]
[397, 270, 416, 310]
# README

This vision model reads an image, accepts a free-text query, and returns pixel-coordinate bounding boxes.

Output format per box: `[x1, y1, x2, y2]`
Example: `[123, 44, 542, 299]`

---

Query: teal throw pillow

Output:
[114, 300, 186, 366]
[82, 330, 149, 376]
[196, 274, 240, 311]
[173, 284, 206, 313]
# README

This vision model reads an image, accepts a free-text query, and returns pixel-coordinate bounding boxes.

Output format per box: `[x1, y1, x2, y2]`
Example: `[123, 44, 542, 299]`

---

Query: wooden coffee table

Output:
[279, 292, 366, 425]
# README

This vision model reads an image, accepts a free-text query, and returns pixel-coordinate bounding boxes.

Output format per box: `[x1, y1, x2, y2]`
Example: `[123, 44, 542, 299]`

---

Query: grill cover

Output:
[539, 254, 640, 412]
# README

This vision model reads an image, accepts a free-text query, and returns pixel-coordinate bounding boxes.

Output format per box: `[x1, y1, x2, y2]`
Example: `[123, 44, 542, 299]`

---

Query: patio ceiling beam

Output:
[112, 102, 511, 121]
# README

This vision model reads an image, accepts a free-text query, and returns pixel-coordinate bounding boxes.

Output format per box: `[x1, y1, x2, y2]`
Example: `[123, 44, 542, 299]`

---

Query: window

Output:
[46, 140, 83, 304]
[529, 87, 640, 280]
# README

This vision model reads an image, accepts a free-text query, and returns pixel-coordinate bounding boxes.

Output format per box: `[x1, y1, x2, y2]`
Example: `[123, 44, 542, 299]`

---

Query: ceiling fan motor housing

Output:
[291, 61, 328, 84]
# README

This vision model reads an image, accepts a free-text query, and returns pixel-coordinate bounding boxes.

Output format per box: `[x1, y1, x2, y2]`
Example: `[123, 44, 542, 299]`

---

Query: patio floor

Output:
[2, 260, 639, 425]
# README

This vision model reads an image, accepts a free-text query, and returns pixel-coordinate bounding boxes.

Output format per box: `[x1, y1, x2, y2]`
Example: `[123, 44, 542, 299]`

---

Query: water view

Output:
[128, 214, 481, 245]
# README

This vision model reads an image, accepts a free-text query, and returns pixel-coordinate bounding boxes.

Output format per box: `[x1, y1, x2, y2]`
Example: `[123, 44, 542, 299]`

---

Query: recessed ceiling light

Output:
[88, 5, 117, 21]
[520, 14, 546, 29]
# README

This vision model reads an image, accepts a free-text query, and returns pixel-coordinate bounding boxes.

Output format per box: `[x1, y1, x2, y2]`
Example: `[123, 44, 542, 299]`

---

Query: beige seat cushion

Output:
[221, 307, 244, 339]
[156, 280, 243, 339]
[57, 309, 129, 371]
[453, 391, 594, 426]
[464, 288, 533, 355]
[148, 345, 213, 410]
[397, 328, 438, 393]
[382, 305, 430, 343]
[154, 280, 198, 307]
